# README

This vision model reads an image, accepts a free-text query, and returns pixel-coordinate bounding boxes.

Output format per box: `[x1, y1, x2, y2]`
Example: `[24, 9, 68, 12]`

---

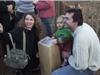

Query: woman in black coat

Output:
[0, 13, 43, 75]
[0, 1, 15, 32]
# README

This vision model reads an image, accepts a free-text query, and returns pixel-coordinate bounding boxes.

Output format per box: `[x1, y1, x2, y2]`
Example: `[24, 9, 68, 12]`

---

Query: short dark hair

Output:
[65, 8, 83, 26]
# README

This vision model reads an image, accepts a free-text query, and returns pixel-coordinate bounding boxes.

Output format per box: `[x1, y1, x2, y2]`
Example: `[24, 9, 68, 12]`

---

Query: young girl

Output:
[52, 15, 73, 67]
[0, 13, 42, 75]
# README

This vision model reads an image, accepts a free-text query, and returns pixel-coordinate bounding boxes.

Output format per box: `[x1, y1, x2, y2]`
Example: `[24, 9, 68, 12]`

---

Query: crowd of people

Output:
[0, 1, 100, 75]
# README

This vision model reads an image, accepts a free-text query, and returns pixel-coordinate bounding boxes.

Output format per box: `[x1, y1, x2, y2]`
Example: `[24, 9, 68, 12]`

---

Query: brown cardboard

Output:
[38, 37, 61, 75]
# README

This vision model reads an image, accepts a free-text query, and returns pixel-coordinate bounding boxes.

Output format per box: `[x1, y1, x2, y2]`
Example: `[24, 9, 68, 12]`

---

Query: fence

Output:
[55, 1, 100, 39]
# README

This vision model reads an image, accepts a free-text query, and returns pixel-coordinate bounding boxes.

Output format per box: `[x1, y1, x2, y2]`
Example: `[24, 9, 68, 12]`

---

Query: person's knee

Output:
[52, 70, 57, 75]
[52, 69, 61, 75]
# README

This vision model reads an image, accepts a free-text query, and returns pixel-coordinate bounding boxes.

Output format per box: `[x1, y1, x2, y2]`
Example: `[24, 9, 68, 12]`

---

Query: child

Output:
[52, 15, 73, 67]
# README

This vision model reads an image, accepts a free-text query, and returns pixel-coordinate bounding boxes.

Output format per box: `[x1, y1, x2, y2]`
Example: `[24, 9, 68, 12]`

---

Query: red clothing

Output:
[36, 0, 56, 18]
[58, 39, 73, 52]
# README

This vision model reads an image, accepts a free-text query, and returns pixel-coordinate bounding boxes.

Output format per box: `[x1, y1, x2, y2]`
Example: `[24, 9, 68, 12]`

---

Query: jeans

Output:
[52, 65, 96, 75]
[41, 17, 55, 36]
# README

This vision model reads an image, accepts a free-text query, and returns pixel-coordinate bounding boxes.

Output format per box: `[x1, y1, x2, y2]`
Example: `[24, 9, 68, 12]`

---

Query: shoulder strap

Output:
[6, 33, 15, 58]
[6, 32, 26, 57]
[8, 32, 26, 51]
[6, 44, 10, 58]
[8, 33, 16, 49]
[23, 31, 26, 51]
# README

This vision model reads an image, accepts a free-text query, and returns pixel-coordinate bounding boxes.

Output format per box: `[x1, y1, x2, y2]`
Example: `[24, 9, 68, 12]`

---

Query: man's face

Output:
[64, 12, 76, 31]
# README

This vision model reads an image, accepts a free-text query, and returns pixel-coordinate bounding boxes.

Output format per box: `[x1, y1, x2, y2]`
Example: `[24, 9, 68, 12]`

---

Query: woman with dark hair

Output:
[0, 13, 42, 75]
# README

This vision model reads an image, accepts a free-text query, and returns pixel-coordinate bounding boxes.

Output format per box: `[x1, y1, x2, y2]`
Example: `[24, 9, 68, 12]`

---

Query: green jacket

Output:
[54, 27, 72, 43]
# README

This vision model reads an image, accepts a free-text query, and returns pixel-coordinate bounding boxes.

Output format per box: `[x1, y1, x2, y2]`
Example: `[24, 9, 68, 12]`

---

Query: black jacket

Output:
[0, 27, 39, 69]
[1, 27, 39, 57]
[0, 1, 15, 32]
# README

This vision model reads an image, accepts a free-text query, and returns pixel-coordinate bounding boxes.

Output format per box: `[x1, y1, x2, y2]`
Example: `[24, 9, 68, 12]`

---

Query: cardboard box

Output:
[38, 37, 61, 75]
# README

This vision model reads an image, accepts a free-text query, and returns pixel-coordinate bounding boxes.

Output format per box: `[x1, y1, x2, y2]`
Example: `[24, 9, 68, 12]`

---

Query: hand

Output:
[62, 51, 71, 59]
[51, 36, 55, 39]
[33, 0, 38, 4]
[0, 23, 3, 33]
[52, 39, 57, 44]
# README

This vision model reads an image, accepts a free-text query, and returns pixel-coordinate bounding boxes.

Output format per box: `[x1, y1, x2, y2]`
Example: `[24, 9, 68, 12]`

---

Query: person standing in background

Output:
[0, 1, 15, 32]
[14, 0, 36, 24]
[36, 0, 56, 37]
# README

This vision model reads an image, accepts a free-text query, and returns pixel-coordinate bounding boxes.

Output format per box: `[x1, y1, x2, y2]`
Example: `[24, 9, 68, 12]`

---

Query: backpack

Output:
[3, 32, 29, 69]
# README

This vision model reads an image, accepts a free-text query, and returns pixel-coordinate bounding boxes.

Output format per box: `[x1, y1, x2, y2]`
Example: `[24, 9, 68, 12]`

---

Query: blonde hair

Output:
[56, 15, 65, 23]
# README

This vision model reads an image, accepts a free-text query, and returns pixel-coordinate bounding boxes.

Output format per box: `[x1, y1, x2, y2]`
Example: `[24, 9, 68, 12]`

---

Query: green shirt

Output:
[54, 27, 72, 43]
[55, 27, 72, 39]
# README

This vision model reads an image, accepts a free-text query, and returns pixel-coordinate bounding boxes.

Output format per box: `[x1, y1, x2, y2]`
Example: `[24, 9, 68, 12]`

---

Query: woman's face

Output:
[24, 14, 35, 29]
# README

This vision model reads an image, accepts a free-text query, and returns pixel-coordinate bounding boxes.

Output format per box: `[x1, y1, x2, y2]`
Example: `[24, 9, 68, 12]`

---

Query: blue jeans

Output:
[52, 65, 96, 75]
[41, 17, 55, 36]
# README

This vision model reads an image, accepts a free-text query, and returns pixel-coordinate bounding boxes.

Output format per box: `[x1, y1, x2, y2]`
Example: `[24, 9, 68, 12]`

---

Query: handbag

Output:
[3, 31, 29, 69]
